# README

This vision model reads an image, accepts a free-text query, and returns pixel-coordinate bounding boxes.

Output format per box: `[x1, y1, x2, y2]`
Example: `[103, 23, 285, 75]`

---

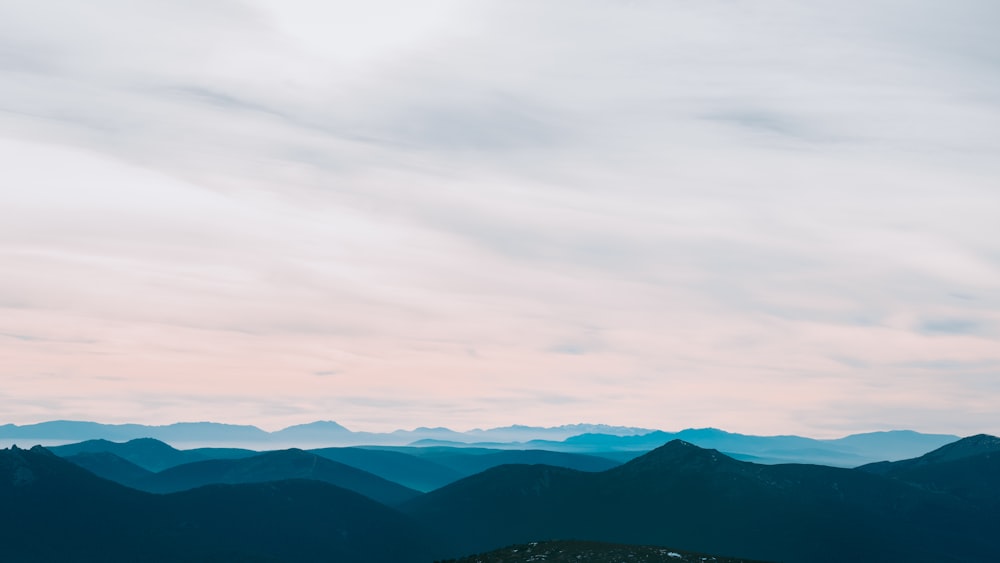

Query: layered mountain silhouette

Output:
[146, 448, 420, 504]
[0, 445, 440, 562]
[311, 446, 464, 491]
[379, 445, 621, 476]
[57, 444, 420, 505]
[4, 420, 959, 466]
[49, 437, 256, 471]
[404, 439, 1000, 562]
[51, 437, 621, 493]
[529, 428, 958, 466]
[8, 432, 1000, 562]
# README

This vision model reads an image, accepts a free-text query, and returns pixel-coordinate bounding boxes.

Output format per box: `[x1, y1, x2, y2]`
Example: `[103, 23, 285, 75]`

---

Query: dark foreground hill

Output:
[441, 540, 773, 562]
[0, 445, 441, 562]
[403, 439, 1000, 563]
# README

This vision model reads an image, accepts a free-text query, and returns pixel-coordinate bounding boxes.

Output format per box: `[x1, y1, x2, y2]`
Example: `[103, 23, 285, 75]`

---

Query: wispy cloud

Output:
[918, 318, 989, 336]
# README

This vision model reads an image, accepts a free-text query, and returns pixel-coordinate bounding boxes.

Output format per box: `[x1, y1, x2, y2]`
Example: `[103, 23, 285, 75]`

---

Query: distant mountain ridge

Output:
[404, 428, 959, 466]
[0, 420, 268, 443]
[0, 420, 655, 446]
[2, 420, 961, 466]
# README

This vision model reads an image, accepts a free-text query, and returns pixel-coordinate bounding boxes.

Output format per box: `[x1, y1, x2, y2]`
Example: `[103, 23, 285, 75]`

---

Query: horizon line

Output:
[0, 418, 966, 441]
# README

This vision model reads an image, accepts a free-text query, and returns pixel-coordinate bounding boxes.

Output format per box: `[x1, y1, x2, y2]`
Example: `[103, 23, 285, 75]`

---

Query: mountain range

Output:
[50, 438, 622, 493]
[3, 420, 960, 466]
[0, 420, 649, 446]
[95, 448, 421, 505]
[5, 433, 1000, 562]
[404, 438, 1000, 562]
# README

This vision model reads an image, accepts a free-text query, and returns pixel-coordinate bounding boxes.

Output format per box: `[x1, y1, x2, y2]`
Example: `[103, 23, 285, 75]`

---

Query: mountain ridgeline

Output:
[49, 438, 620, 493]
[3, 420, 959, 466]
[857, 433, 1000, 506]
[4, 430, 1000, 562]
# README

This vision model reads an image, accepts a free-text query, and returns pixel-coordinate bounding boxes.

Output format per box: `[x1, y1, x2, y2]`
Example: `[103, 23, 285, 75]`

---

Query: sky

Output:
[1, 0, 999, 437]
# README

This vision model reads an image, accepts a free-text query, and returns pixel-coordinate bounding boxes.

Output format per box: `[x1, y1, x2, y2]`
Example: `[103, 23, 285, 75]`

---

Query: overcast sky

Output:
[2, 0, 999, 436]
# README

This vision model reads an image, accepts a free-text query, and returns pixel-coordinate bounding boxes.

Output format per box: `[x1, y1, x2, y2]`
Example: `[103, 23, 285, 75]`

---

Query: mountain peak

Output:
[652, 439, 716, 452]
[619, 439, 737, 474]
[29, 445, 56, 456]
[275, 421, 351, 435]
[2, 445, 122, 493]
[922, 434, 1000, 463]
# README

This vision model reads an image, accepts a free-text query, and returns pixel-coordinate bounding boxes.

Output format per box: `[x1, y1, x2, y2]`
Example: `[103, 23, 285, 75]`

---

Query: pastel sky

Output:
[2, 0, 999, 437]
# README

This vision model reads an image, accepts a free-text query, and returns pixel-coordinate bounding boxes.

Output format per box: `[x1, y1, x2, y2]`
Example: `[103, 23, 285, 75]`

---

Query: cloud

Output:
[918, 318, 988, 336]
[1, 333, 42, 342]
[549, 344, 589, 356]
[1, 0, 998, 435]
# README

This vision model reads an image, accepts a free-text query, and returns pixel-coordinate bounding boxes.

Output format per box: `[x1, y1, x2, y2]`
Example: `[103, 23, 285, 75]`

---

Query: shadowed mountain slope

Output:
[49, 437, 256, 471]
[311, 446, 463, 492]
[404, 440, 998, 563]
[144, 448, 421, 505]
[860, 434, 1000, 475]
[417, 448, 620, 476]
[826, 430, 961, 462]
[63, 451, 155, 490]
[51, 438, 450, 495]
[1, 445, 441, 562]
[857, 434, 1000, 505]
[372, 445, 622, 477]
